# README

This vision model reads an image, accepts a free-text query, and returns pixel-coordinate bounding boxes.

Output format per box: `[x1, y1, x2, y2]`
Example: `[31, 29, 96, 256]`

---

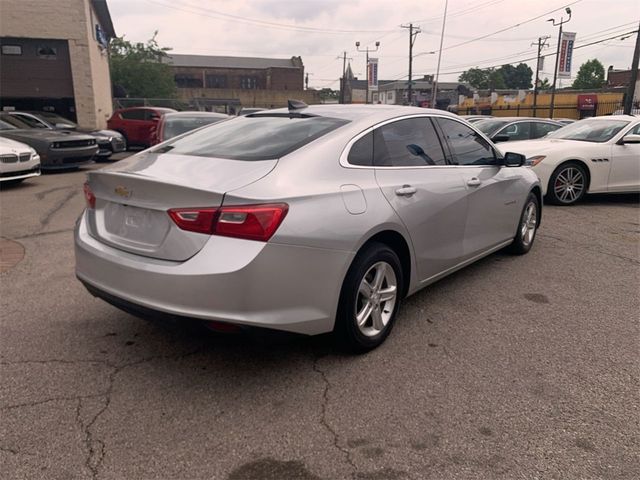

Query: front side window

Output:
[436, 118, 496, 166]
[374, 118, 447, 167]
[157, 115, 349, 161]
[497, 122, 531, 141]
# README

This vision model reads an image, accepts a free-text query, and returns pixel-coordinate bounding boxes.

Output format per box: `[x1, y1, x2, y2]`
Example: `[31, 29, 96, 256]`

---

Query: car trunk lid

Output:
[85, 152, 277, 261]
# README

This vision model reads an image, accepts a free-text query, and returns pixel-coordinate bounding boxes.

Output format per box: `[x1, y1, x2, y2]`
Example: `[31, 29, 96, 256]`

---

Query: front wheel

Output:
[508, 192, 539, 255]
[334, 243, 404, 353]
[547, 162, 587, 205]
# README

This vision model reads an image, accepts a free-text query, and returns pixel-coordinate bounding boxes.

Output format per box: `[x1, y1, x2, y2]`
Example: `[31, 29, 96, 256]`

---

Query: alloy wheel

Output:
[355, 261, 398, 337]
[520, 201, 537, 246]
[554, 166, 585, 204]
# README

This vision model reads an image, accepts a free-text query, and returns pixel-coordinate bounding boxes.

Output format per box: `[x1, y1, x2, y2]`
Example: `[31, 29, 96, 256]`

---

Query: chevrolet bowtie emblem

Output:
[114, 186, 132, 198]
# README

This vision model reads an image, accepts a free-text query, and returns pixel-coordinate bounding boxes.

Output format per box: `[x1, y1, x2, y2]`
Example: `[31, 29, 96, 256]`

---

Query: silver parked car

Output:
[75, 104, 541, 352]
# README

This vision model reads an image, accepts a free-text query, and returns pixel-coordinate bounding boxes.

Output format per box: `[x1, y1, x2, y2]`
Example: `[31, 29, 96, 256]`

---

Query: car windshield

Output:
[547, 119, 629, 142]
[0, 114, 32, 130]
[163, 115, 227, 141]
[474, 119, 509, 135]
[12, 114, 49, 129]
[157, 115, 350, 160]
[36, 112, 77, 127]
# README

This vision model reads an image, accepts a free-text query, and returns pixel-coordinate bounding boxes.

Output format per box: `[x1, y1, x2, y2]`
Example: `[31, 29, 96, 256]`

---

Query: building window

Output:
[174, 74, 203, 88]
[37, 46, 57, 59]
[1, 45, 22, 55]
[240, 76, 258, 89]
[205, 75, 227, 89]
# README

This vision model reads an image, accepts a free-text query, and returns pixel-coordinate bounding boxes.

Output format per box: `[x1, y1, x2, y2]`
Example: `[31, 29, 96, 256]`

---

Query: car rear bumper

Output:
[74, 211, 353, 335]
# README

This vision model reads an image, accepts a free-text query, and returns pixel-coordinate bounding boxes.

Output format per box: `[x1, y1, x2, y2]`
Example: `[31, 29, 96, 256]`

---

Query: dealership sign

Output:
[368, 58, 379, 90]
[577, 94, 598, 110]
[558, 32, 576, 78]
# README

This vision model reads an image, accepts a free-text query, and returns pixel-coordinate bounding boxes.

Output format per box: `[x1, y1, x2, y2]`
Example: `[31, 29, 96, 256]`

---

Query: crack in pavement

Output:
[38, 189, 79, 231]
[36, 185, 75, 201]
[312, 357, 357, 479]
[538, 233, 640, 265]
[13, 228, 75, 240]
[2, 347, 205, 480]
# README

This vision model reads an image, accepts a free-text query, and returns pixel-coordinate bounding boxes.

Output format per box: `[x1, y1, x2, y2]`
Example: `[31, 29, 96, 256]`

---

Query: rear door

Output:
[372, 116, 469, 282]
[608, 122, 640, 192]
[119, 109, 146, 144]
[436, 117, 523, 259]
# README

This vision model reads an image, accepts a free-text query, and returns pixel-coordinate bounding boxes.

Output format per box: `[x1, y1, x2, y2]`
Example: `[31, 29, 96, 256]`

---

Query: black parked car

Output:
[0, 114, 98, 170]
[7, 111, 126, 160]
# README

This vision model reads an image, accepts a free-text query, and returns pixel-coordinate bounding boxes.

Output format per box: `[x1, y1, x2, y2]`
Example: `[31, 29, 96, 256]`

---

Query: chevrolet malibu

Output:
[75, 104, 542, 352]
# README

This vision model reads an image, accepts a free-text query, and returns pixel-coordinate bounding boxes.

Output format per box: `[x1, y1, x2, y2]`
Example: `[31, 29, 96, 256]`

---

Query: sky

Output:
[107, 0, 639, 90]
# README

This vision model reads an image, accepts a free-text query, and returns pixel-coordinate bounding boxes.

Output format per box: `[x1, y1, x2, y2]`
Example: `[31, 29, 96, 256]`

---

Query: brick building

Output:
[165, 54, 318, 109]
[0, 0, 115, 129]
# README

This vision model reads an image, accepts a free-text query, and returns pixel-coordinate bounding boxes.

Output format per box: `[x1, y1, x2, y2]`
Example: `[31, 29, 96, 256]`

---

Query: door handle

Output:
[395, 185, 417, 197]
[466, 177, 482, 187]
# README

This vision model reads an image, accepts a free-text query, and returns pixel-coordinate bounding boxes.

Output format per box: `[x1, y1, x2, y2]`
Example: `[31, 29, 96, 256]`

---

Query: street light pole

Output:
[356, 41, 380, 104]
[548, 8, 572, 119]
[401, 23, 421, 106]
[431, 0, 448, 109]
[623, 21, 640, 115]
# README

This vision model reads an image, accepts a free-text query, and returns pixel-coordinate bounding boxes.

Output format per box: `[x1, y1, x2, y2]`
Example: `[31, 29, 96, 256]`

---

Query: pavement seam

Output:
[312, 357, 357, 479]
[538, 233, 640, 264]
[38, 189, 79, 231]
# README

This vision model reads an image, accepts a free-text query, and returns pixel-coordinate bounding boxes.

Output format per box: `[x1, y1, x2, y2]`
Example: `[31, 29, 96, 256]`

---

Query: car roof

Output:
[585, 114, 638, 121]
[256, 104, 459, 125]
[483, 117, 561, 123]
[163, 111, 228, 119]
[117, 106, 176, 113]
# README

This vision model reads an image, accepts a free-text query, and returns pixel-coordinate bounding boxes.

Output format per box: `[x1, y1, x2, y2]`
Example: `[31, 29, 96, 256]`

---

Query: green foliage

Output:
[110, 32, 176, 98]
[572, 59, 605, 89]
[459, 63, 533, 90]
[538, 77, 551, 89]
[318, 88, 339, 100]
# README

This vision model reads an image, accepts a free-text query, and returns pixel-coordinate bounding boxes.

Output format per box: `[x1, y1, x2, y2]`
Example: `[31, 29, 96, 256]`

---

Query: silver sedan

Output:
[75, 104, 541, 352]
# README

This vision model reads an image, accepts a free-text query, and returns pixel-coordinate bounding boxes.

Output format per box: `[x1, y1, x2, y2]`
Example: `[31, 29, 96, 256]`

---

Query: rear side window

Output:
[497, 122, 531, 141]
[535, 122, 561, 138]
[374, 117, 446, 167]
[436, 118, 496, 166]
[120, 110, 146, 120]
[159, 115, 350, 160]
[348, 132, 373, 166]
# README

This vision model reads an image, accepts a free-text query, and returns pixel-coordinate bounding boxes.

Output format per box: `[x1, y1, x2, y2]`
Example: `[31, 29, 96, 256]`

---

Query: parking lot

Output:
[1, 161, 639, 479]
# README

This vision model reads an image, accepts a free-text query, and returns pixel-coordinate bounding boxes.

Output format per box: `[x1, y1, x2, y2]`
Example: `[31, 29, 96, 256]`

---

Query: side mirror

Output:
[492, 134, 510, 143]
[150, 114, 160, 121]
[56, 122, 75, 129]
[406, 144, 425, 156]
[502, 152, 526, 167]
[620, 134, 640, 144]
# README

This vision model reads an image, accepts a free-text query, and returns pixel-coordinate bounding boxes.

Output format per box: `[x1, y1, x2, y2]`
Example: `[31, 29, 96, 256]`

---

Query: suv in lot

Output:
[107, 107, 176, 149]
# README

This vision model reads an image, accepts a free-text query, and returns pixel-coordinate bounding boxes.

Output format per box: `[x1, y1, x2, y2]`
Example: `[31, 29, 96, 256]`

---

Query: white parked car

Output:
[506, 115, 640, 205]
[0, 137, 41, 184]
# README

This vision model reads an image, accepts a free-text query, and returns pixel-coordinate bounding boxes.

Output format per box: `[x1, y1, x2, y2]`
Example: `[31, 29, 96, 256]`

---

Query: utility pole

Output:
[431, 0, 448, 109]
[337, 51, 352, 104]
[623, 21, 640, 115]
[548, 7, 572, 119]
[356, 41, 380, 104]
[531, 35, 550, 117]
[401, 23, 421, 106]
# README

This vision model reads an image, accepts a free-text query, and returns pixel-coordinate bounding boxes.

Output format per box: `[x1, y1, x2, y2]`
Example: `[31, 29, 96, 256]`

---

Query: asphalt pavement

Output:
[1, 158, 639, 480]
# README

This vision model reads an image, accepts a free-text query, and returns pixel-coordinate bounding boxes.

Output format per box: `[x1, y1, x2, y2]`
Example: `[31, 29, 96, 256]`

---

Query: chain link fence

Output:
[459, 100, 628, 119]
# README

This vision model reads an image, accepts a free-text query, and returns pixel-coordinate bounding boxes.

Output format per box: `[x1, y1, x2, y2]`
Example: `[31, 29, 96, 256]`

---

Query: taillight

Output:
[167, 208, 217, 235]
[167, 203, 288, 242]
[83, 182, 96, 209]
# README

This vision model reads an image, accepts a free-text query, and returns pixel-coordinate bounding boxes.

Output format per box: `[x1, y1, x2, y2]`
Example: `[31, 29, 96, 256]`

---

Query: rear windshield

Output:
[163, 115, 226, 140]
[155, 115, 350, 160]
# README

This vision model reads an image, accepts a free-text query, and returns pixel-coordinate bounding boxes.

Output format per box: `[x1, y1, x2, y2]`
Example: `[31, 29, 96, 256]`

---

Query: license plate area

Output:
[103, 202, 170, 247]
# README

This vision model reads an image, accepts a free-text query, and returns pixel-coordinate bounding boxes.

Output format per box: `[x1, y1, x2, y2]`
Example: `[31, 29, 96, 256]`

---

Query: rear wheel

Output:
[547, 162, 587, 205]
[508, 192, 539, 255]
[334, 243, 403, 353]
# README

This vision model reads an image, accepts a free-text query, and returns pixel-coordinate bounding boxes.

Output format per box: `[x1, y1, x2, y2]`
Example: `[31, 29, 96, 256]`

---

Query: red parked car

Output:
[151, 111, 229, 145]
[107, 107, 176, 149]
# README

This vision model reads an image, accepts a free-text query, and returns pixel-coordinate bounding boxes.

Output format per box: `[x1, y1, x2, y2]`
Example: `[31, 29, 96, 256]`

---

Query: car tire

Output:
[116, 131, 129, 151]
[334, 242, 404, 353]
[508, 192, 539, 255]
[547, 162, 588, 205]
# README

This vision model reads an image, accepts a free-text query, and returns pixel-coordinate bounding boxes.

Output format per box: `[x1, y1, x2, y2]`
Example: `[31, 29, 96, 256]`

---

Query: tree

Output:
[318, 88, 339, 101]
[538, 77, 551, 89]
[459, 63, 531, 90]
[572, 59, 605, 89]
[110, 32, 176, 98]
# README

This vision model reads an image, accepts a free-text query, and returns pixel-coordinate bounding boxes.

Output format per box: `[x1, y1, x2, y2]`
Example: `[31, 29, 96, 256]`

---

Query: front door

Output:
[608, 123, 640, 192]
[436, 117, 523, 259]
[372, 117, 469, 282]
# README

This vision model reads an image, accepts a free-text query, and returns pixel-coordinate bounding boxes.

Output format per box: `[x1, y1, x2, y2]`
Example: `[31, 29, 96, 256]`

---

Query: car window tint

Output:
[12, 114, 48, 129]
[535, 122, 561, 138]
[348, 132, 373, 166]
[120, 110, 145, 120]
[373, 117, 446, 167]
[498, 122, 531, 141]
[436, 118, 496, 166]
[628, 123, 640, 135]
[160, 115, 350, 161]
